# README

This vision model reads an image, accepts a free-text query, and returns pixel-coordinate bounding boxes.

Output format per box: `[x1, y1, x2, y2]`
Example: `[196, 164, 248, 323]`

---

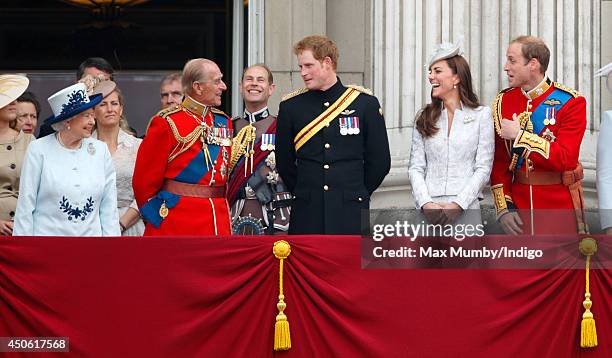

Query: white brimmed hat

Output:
[45, 83, 102, 125]
[0, 74, 29, 109]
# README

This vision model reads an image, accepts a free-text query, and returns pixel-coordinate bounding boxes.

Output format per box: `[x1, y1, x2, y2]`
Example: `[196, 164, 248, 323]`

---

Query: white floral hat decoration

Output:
[427, 37, 464, 69]
[595, 62, 612, 93]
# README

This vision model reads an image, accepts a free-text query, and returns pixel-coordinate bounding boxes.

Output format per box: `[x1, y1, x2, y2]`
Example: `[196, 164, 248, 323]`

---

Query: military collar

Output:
[522, 76, 551, 100]
[243, 107, 269, 123]
[182, 95, 209, 116]
[320, 77, 345, 101]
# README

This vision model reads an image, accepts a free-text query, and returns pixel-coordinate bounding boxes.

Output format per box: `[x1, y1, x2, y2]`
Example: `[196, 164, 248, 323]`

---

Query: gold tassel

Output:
[579, 238, 598, 348]
[229, 124, 256, 174]
[273, 240, 292, 351]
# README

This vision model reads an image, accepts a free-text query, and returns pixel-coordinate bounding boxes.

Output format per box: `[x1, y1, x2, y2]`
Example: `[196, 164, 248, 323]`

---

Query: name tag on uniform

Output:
[339, 116, 360, 135]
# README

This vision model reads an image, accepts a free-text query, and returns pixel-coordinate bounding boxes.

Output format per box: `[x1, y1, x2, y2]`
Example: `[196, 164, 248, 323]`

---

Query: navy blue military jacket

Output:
[276, 78, 391, 235]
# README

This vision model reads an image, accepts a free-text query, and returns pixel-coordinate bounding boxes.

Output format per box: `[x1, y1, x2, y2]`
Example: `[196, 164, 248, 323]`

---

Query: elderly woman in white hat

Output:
[408, 40, 494, 227]
[0, 74, 33, 235]
[91, 80, 144, 236]
[13, 82, 120, 236]
[596, 63, 612, 234]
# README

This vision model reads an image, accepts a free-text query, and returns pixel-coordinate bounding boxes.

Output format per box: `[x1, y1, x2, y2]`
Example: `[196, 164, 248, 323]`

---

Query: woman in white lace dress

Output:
[596, 62, 612, 234]
[408, 42, 494, 226]
[92, 82, 144, 236]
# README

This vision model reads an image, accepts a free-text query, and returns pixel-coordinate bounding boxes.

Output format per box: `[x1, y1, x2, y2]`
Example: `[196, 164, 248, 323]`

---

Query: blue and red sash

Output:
[227, 120, 277, 205]
[141, 112, 230, 227]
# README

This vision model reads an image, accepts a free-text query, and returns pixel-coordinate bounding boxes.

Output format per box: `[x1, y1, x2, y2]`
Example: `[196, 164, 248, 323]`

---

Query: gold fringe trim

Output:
[347, 84, 373, 96]
[554, 82, 581, 98]
[579, 238, 598, 348]
[273, 240, 292, 351]
[281, 88, 309, 102]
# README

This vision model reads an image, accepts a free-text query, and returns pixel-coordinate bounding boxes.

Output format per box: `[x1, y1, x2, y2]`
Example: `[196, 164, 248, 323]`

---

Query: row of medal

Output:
[260, 133, 275, 151]
[543, 107, 556, 126]
[206, 127, 233, 147]
[339, 116, 360, 135]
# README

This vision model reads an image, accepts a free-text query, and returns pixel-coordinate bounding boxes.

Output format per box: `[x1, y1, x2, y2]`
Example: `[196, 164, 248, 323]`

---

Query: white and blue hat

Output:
[45, 83, 102, 125]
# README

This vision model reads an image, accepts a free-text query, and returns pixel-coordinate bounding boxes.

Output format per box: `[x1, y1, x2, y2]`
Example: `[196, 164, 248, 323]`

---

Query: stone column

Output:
[264, 0, 371, 114]
[264, 0, 327, 114]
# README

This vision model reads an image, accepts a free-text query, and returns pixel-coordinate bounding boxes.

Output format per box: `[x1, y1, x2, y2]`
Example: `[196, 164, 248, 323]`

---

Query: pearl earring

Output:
[453, 84, 457, 89]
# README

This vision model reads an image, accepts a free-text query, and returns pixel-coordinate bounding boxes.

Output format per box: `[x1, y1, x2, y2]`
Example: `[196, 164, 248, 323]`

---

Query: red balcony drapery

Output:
[0, 236, 609, 357]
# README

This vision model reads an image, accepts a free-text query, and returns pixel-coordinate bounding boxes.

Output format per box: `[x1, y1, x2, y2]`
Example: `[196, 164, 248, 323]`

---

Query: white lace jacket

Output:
[408, 105, 494, 209]
[597, 111, 612, 230]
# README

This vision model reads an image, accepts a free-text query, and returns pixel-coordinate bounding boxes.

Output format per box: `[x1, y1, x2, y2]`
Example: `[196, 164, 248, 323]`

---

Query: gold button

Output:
[324, 143, 330, 149]
[323, 185, 329, 191]
[323, 164, 330, 169]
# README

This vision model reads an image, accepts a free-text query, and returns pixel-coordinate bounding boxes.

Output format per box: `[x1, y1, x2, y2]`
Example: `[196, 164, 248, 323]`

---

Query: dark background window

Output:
[0, 0, 232, 137]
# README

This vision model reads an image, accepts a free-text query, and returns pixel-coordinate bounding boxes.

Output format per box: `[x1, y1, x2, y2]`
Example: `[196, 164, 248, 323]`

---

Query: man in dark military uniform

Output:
[276, 35, 391, 235]
[227, 64, 292, 235]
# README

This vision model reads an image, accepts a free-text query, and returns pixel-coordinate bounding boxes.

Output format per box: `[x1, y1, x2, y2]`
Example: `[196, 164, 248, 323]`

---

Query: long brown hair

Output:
[415, 55, 480, 137]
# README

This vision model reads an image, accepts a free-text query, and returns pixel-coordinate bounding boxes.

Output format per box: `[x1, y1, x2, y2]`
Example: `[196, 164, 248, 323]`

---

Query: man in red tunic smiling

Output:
[133, 58, 233, 236]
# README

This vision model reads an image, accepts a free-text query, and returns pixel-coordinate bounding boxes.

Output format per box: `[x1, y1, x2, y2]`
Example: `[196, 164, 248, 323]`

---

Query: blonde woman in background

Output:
[92, 81, 144, 236]
[0, 75, 33, 235]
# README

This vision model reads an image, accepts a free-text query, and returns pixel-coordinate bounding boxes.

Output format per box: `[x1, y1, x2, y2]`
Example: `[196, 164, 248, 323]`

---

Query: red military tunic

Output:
[490, 78, 587, 234]
[133, 96, 232, 236]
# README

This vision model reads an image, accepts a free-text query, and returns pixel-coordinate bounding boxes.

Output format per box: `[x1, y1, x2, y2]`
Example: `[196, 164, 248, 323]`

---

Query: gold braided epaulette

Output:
[156, 105, 182, 119]
[144, 106, 181, 136]
[281, 88, 309, 102]
[347, 84, 373, 96]
[211, 107, 229, 116]
[553, 82, 581, 98]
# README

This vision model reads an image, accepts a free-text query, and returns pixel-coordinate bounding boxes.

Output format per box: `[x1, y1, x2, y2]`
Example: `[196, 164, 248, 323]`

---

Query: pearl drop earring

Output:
[453, 84, 457, 89]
